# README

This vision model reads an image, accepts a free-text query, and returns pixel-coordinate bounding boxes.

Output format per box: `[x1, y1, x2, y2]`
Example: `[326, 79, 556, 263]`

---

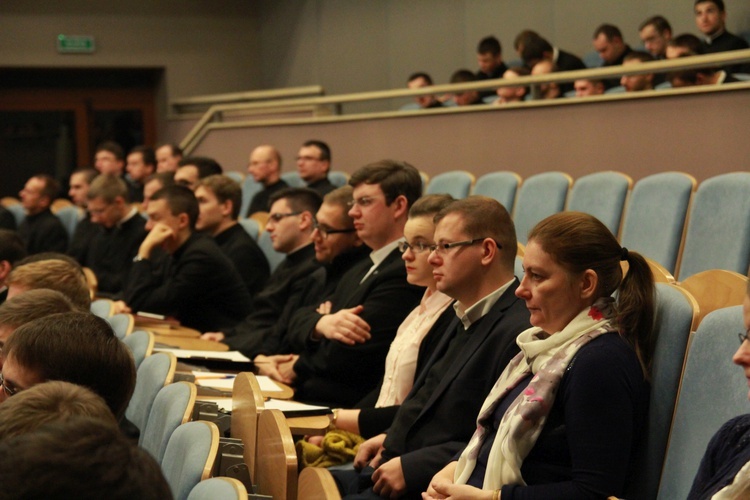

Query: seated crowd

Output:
[402, 0, 749, 109]
[0, 144, 748, 498]
[0, 3, 747, 496]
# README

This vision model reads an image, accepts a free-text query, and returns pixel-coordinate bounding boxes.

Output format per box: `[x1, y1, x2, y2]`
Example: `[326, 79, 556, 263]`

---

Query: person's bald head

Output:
[248, 145, 282, 186]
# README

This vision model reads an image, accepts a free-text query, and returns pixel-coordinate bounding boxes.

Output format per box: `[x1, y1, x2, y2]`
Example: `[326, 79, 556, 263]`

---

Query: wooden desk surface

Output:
[154, 335, 229, 351]
[137, 321, 201, 338]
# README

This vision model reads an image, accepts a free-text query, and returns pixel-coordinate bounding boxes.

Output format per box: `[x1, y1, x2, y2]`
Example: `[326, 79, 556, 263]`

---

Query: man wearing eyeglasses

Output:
[273, 160, 424, 408]
[332, 196, 531, 498]
[296, 140, 336, 197]
[250, 186, 371, 371]
[202, 188, 323, 353]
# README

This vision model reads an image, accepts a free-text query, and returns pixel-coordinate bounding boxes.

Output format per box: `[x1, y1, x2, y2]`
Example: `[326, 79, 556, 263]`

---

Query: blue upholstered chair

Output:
[472, 171, 522, 214]
[141, 381, 197, 463]
[5, 203, 25, 226]
[281, 171, 306, 188]
[513, 172, 572, 245]
[162, 420, 220, 500]
[514, 255, 524, 281]
[565, 171, 632, 236]
[240, 176, 263, 218]
[257, 230, 285, 273]
[187, 477, 248, 500]
[122, 329, 154, 369]
[107, 313, 134, 340]
[90, 298, 115, 318]
[225, 171, 244, 184]
[657, 306, 747, 499]
[54, 205, 83, 239]
[624, 283, 698, 499]
[424, 171, 475, 199]
[676, 172, 750, 280]
[126, 352, 177, 434]
[619, 172, 696, 275]
[238, 218, 260, 241]
[329, 170, 349, 188]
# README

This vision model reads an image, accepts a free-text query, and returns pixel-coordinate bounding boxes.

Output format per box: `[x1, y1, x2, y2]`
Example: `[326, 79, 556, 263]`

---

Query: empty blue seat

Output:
[281, 171, 305, 188]
[566, 171, 632, 235]
[619, 172, 695, 275]
[513, 172, 572, 245]
[240, 176, 263, 217]
[472, 171, 522, 213]
[676, 172, 750, 280]
[424, 171, 475, 199]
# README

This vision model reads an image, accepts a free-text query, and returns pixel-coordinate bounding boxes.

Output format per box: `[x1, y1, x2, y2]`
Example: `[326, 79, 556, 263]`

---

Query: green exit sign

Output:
[57, 35, 96, 54]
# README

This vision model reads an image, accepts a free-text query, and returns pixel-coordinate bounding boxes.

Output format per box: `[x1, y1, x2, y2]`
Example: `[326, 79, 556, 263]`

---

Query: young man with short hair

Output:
[17, 174, 68, 254]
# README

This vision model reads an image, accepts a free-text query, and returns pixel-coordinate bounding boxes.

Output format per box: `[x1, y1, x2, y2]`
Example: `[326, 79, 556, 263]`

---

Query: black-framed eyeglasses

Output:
[398, 240, 433, 254]
[312, 220, 356, 239]
[739, 330, 750, 346]
[0, 373, 19, 398]
[268, 211, 301, 223]
[346, 196, 381, 208]
[429, 238, 500, 255]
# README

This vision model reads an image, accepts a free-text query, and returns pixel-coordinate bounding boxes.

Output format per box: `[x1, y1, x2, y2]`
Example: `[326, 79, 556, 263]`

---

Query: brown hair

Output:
[0, 381, 117, 440]
[197, 174, 243, 220]
[7, 259, 90, 310]
[3, 312, 136, 419]
[409, 194, 454, 219]
[0, 289, 77, 332]
[528, 212, 655, 378]
[349, 159, 422, 209]
[87, 173, 129, 203]
[434, 195, 517, 269]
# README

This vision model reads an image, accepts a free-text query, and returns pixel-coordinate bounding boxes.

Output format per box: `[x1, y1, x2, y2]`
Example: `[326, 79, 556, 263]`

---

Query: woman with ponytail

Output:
[424, 212, 654, 499]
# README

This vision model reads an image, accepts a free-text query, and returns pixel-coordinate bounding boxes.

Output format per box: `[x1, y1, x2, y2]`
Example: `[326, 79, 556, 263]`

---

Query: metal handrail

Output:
[179, 49, 750, 154]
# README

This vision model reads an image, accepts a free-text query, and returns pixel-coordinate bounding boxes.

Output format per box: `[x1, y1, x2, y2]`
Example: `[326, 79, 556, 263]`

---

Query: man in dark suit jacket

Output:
[119, 186, 252, 333]
[77, 174, 147, 298]
[17, 175, 68, 255]
[270, 160, 424, 408]
[333, 196, 531, 498]
[246, 145, 289, 217]
[201, 188, 323, 354]
[194, 174, 269, 297]
[521, 35, 586, 95]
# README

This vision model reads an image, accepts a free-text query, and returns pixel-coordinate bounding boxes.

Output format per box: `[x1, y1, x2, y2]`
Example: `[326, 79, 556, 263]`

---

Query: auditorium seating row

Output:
[87, 243, 747, 499]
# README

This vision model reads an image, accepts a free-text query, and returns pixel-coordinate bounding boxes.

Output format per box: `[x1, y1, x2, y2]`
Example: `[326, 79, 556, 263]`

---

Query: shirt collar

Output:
[454, 278, 515, 330]
[116, 207, 138, 229]
[369, 239, 401, 268]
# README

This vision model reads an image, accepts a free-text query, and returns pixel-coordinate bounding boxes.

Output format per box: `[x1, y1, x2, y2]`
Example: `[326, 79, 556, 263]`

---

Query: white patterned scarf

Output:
[454, 297, 617, 489]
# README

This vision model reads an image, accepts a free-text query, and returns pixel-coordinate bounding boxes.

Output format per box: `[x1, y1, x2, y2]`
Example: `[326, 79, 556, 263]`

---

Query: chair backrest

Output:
[225, 171, 244, 184]
[258, 230, 286, 273]
[329, 171, 349, 188]
[624, 283, 698, 500]
[187, 477, 248, 500]
[678, 269, 749, 327]
[5, 203, 25, 226]
[565, 171, 632, 236]
[122, 329, 155, 369]
[141, 381, 197, 462]
[231, 372, 265, 483]
[619, 172, 696, 274]
[238, 218, 260, 241]
[646, 257, 676, 284]
[298, 467, 342, 500]
[240, 176, 263, 218]
[281, 171, 306, 188]
[514, 255, 524, 280]
[126, 352, 177, 433]
[676, 172, 750, 280]
[162, 420, 220, 500]
[657, 306, 747, 500]
[90, 298, 114, 318]
[424, 170, 475, 199]
[471, 171, 522, 214]
[513, 172, 572, 244]
[256, 409, 298, 500]
[53, 205, 82, 239]
[107, 313, 135, 339]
